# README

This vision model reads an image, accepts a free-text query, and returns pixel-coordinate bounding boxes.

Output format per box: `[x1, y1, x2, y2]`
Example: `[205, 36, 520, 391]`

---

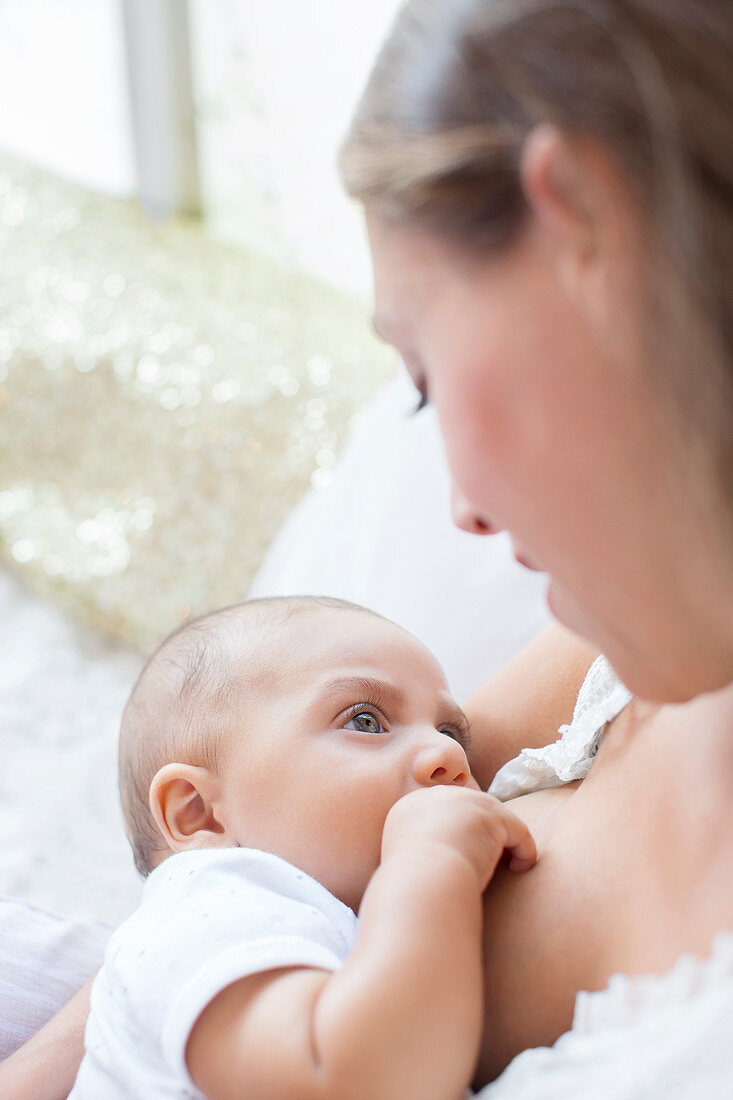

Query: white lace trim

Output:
[488, 655, 632, 800]
[472, 932, 733, 1098]
[573, 930, 733, 1034]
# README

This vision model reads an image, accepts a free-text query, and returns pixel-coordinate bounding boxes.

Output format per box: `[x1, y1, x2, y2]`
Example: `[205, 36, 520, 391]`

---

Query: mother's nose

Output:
[413, 735, 470, 788]
[450, 485, 495, 536]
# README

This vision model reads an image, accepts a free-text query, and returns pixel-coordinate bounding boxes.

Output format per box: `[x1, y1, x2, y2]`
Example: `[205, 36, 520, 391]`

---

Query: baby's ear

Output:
[149, 763, 226, 857]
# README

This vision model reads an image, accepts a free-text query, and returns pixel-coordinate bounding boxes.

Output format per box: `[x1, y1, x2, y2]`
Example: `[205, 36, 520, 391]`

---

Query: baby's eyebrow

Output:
[315, 676, 406, 710]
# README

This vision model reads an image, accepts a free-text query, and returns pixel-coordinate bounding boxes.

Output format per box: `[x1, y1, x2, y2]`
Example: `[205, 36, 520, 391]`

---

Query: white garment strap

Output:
[489, 655, 632, 801]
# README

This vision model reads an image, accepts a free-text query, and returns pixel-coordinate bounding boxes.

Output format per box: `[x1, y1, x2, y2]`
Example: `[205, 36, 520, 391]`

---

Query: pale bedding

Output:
[0, 895, 110, 1062]
[0, 569, 142, 927]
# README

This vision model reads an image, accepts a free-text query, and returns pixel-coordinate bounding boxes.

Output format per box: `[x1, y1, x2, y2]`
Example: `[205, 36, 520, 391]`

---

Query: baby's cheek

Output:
[467, 772, 482, 791]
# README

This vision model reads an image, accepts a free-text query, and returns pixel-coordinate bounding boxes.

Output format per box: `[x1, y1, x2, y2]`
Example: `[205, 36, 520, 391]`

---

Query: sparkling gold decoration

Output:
[0, 156, 390, 651]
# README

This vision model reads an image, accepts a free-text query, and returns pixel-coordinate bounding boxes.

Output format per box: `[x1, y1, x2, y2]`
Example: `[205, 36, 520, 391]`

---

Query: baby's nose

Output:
[413, 734, 470, 788]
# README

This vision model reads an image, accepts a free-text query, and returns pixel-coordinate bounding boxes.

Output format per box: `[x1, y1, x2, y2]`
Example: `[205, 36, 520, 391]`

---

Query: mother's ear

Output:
[521, 126, 594, 227]
[519, 124, 638, 329]
[149, 763, 226, 857]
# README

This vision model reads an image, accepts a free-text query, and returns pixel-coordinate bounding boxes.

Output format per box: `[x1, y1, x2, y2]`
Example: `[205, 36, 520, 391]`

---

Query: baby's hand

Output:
[382, 786, 537, 893]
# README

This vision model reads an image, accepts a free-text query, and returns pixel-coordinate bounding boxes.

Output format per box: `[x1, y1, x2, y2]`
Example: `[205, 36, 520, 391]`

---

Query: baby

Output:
[69, 595, 536, 1100]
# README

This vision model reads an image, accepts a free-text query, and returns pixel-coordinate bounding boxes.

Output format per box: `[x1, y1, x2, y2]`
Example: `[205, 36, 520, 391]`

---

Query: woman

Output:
[338, 0, 733, 1091]
[3, 0, 732, 1094]
[342, 0, 733, 706]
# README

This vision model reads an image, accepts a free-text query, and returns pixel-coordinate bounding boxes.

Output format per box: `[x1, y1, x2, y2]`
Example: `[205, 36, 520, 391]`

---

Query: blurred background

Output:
[0, 0, 402, 653]
[0, 0, 551, 929]
[0, 0, 401, 290]
[0, 0, 400, 925]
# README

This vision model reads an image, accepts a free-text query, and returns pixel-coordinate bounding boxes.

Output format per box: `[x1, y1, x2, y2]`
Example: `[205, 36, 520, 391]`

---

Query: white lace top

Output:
[476, 655, 733, 1098]
[488, 654, 632, 799]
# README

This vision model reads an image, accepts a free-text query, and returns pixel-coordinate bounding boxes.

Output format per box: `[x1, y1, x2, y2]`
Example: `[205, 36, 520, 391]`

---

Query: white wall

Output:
[189, 0, 401, 296]
[0, 0, 134, 195]
[0, 0, 399, 294]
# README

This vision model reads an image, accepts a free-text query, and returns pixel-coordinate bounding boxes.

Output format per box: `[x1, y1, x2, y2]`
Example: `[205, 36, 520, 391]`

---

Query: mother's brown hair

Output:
[340, 0, 733, 497]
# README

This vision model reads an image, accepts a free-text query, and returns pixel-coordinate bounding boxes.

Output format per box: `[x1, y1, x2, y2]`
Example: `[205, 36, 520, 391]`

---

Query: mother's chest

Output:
[476, 728, 733, 1085]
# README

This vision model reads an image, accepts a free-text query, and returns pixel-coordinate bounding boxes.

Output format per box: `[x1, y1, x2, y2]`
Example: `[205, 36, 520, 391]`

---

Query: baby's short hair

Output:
[119, 595, 379, 876]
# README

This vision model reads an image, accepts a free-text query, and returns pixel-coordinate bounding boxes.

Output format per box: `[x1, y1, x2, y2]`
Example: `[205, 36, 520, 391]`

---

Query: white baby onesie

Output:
[69, 848, 358, 1100]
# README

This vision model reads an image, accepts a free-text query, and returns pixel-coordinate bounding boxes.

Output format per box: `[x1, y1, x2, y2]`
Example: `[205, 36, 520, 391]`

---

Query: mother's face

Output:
[366, 205, 726, 702]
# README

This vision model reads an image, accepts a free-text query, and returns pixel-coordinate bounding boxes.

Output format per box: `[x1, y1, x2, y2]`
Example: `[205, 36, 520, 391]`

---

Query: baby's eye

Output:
[343, 711, 385, 735]
[439, 725, 471, 751]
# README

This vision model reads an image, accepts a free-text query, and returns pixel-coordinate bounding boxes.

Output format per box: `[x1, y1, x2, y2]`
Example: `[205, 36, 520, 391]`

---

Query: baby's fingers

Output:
[498, 809, 537, 874]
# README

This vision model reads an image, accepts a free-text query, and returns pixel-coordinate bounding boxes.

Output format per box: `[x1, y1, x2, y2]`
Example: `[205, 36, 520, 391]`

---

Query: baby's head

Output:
[120, 596, 475, 909]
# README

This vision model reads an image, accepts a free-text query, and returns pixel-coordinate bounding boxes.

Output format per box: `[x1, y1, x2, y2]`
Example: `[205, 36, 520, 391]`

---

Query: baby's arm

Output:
[0, 979, 92, 1100]
[187, 786, 536, 1100]
[464, 622, 599, 789]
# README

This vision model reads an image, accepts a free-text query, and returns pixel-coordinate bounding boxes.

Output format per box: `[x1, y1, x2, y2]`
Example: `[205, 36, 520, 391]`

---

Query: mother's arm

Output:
[0, 980, 92, 1100]
[463, 623, 599, 790]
